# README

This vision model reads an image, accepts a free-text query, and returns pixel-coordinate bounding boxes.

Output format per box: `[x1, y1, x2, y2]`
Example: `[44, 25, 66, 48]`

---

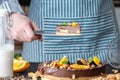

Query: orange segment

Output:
[71, 22, 78, 26]
[70, 64, 89, 70]
[17, 57, 23, 60]
[13, 59, 30, 72]
[93, 56, 101, 65]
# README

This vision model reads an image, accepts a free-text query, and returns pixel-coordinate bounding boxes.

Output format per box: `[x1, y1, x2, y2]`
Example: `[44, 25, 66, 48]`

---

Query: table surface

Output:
[16, 63, 120, 79]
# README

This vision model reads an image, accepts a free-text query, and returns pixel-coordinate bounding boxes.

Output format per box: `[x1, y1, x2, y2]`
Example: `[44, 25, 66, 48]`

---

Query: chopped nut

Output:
[98, 64, 102, 67]
[68, 66, 71, 69]
[32, 76, 37, 80]
[28, 72, 35, 77]
[60, 66, 64, 69]
[116, 73, 120, 80]
[106, 74, 116, 80]
[72, 74, 76, 79]
[91, 65, 95, 68]
[50, 62, 57, 68]
[63, 64, 70, 69]
[47, 64, 50, 67]
[90, 77, 105, 80]
[112, 69, 118, 74]
[81, 59, 88, 65]
[35, 71, 41, 77]
[43, 63, 47, 67]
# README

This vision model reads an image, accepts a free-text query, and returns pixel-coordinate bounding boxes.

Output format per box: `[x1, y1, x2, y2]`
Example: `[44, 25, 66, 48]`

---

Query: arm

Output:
[0, 0, 42, 42]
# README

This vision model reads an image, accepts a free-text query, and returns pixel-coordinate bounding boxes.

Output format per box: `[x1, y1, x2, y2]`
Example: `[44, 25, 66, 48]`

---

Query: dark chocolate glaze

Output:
[37, 62, 105, 78]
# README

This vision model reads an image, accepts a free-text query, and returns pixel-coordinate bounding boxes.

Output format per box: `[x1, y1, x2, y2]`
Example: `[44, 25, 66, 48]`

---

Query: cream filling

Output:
[56, 32, 80, 36]
[60, 30, 68, 33]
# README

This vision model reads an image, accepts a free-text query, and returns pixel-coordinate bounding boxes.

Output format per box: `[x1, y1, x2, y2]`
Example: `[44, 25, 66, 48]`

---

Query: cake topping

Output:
[59, 55, 68, 65]
[40, 56, 103, 70]
[37, 56, 105, 79]
[71, 22, 79, 26]
[88, 56, 102, 68]
[70, 64, 90, 70]
[59, 22, 79, 27]
[60, 22, 69, 26]
[93, 56, 101, 65]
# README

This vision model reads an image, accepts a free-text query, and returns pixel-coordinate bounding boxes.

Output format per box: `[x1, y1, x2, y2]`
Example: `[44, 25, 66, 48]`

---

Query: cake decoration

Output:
[56, 22, 81, 36]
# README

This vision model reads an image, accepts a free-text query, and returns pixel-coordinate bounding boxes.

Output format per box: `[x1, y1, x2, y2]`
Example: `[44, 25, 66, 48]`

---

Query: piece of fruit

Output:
[70, 64, 89, 70]
[93, 56, 101, 65]
[88, 57, 93, 63]
[71, 22, 78, 26]
[17, 57, 23, 60]
[13, 59, 30, 72]
[59, 56, 67, 65]
[60, 22, 69, 26]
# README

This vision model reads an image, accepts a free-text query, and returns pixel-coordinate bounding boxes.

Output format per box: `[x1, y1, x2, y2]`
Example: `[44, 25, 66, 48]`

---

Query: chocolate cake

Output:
[56, 22, 81, 35]
[37, 56, 105, 80]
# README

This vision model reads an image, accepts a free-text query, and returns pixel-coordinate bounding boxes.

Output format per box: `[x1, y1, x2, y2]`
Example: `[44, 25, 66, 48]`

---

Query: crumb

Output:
[91, 73, 120, 80]
[116, 73, 120, 80]
[72, 74, 76, 79]
[35, 71, 41, 77]
[112, 69, 118, 74]
[28, 71, 40, 80]
[106, 74, 116, 80]
[28, 72, 35, 77]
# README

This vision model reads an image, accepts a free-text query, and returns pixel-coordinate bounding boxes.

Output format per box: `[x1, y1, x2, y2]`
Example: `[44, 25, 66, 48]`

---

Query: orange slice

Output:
[70, 64, 89, 70]
[17, 57, 23, 60]
[93, 56, 101, 65]
[13, 59, 30, 72]
[71, 22, 78, 26]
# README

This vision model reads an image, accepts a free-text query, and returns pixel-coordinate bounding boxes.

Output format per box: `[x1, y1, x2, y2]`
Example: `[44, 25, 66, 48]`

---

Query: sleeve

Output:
[0, 0, 24, 14]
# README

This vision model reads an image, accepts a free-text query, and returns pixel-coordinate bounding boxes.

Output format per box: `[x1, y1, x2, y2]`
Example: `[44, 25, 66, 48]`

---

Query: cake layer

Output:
[56, 32, 80, 36]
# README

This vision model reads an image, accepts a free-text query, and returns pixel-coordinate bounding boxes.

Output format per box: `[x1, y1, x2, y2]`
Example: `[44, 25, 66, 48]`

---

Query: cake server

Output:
[34, 30, 44, 35]
[34, 30, 54, 35]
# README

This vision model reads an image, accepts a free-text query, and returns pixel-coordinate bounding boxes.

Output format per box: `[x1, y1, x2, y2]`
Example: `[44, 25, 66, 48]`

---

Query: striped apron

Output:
[22, 0, 119, 63]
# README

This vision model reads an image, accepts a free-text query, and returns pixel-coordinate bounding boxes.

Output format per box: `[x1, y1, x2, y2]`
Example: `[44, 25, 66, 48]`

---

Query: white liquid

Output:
[0, 44, 14, 78]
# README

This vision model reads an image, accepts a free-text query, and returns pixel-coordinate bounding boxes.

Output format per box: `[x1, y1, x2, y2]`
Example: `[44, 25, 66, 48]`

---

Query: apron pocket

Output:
[43, 17, 83, 54]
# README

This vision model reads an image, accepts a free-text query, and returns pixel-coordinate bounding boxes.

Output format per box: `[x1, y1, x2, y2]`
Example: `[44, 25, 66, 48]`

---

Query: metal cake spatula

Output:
[34, 30, 54, 35]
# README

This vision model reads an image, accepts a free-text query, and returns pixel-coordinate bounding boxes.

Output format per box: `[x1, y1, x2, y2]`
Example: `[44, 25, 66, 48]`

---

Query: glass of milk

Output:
[0, 9, 14, 78]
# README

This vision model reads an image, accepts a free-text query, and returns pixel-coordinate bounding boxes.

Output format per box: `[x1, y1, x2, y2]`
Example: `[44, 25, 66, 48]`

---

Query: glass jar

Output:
[0, 9, 14, 78]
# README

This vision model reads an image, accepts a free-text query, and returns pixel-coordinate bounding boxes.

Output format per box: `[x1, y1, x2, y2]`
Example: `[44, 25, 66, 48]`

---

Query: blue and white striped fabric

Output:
[23, 0, 119, 63]
[0, 0, 24, 14]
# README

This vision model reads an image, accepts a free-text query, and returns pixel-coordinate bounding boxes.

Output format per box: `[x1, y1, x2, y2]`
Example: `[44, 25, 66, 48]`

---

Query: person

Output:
[0, 0, 119, 63]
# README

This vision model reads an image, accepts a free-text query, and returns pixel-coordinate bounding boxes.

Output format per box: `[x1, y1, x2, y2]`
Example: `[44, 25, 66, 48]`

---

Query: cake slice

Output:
[56, 22, 81, 36]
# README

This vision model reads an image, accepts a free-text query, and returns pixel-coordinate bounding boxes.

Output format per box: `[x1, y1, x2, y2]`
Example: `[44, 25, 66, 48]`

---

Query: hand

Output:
[11, 13, 42, 42]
